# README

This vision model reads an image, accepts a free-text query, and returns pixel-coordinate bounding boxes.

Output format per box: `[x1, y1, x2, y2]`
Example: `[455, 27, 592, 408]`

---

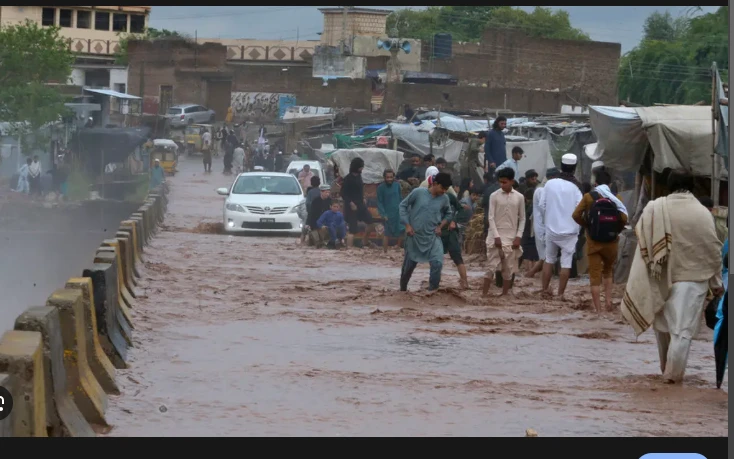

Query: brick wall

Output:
[321, 11, 389, 47]
[231, 65, 372, 110]
[421, 28, 621, 105]
[127, 39, 231, 114]
[382, 83, 572, 116]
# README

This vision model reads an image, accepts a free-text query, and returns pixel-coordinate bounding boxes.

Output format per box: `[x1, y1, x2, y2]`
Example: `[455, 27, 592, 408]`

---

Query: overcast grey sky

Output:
[148, 6, 720, 54]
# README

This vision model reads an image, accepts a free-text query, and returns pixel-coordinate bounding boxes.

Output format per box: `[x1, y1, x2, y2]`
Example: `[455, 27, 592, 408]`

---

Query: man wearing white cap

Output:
[538, 153, 583, 299]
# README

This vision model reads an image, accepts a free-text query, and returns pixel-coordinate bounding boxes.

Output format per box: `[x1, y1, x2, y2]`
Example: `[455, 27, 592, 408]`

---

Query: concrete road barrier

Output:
[0, 373, 19, 437]
[130, 213, 149, 246]
[0, 330, 47, 437]
[1, 182, 171, 436]
[94, 250, 135, 336]
[64, 278, 119, 395]
[45, 289, 108, 427]
[114, 233, 138, 290]
[101, 240, 136, 301]
[14, 307, 96, 437]
[82, 264, 128, 369]
[118, 222, 143, 277]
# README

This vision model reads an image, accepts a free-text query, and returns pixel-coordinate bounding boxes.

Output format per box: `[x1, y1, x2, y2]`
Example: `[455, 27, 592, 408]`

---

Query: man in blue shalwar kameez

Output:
[399, 172, 452, 292]
[377, 169, 405, 253]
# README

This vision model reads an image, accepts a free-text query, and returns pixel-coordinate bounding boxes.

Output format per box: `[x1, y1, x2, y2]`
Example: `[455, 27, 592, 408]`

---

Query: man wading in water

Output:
[399, 172, 452, 292]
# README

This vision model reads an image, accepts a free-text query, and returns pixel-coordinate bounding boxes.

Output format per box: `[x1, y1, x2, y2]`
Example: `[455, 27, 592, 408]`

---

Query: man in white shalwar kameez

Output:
[622, 170, 723, 384]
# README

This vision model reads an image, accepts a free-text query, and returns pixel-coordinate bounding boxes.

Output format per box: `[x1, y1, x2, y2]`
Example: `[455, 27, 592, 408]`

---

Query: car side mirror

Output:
[216, 187, 229, 196]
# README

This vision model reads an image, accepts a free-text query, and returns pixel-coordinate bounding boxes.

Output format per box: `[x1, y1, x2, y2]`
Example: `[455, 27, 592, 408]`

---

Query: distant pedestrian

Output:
[15, 157, 31, 194]
[28, 155, 42, 196]
[484, 116, 507, 171]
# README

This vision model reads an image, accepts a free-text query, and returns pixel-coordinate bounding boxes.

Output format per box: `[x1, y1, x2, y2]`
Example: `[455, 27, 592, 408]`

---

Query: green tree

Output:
[115, 27, 186, 65]
[642, 11, 689, 42]
[486, 7, 590, 41]
[618, 7, 728, 105]
[387, 6, 589, 42]
[0, 20, 73, 148]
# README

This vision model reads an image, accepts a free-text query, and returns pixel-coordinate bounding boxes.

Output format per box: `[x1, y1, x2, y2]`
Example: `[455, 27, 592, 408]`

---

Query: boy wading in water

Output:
[483, 168, 526, 297]
[399, 172, 452, 292]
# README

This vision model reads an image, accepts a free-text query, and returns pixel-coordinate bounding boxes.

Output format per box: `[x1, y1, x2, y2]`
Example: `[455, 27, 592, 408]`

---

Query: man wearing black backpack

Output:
[572, 169, 628, 313]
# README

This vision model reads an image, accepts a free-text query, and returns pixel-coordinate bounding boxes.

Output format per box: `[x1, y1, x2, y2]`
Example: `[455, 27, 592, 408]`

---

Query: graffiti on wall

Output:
[231, 92, 296, 120]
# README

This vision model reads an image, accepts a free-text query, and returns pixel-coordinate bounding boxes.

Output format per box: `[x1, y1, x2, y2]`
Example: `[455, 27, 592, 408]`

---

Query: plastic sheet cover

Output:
[636, 106, 727, 179]
[588, 106, 647, 172]
[329, 148, 404, 184]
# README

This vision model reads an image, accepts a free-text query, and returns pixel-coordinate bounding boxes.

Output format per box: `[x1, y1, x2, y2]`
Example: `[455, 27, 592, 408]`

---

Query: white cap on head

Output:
[561, 154, 578, 166]
[591, 161, 605, 170]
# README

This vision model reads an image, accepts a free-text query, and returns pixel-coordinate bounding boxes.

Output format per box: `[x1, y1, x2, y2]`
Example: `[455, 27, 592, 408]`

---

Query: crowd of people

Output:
[199, 125, 290, 175]
[297, 147, 728, 385]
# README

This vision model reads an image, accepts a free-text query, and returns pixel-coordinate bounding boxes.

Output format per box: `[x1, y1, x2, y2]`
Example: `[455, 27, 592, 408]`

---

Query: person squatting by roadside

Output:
[316, 201, 348, 249]
[572, 169, 628, 313]
[399, 172, 453, 292]
[304, 184, 333, 247]
[538, 154, 583, 299]
[483, 167, 526, 297]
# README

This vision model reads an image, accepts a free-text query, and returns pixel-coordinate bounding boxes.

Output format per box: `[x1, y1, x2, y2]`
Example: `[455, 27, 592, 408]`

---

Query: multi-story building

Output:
[0, 6, 150, 91]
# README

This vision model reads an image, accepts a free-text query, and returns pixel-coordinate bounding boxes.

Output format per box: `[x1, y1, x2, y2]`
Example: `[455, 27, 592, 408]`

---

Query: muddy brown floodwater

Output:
[104, 157, 728, 437]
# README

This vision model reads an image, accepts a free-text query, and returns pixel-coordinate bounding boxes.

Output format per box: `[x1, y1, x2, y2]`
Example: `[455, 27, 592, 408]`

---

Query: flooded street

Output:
[105, 156, 727, 437]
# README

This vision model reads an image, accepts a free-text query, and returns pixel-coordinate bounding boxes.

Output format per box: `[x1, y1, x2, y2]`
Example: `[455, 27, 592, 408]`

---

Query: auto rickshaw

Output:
[184, 124, 213, 156]
[151, 139, 179, 175]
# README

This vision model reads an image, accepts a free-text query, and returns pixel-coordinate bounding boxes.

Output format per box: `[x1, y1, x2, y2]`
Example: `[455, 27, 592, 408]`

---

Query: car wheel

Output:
[187, 118, 194, 125]
[209, 115, 216, 123]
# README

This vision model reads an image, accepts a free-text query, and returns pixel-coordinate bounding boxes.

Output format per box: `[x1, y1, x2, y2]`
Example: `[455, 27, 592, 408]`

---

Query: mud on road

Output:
[104, 157, 728, 437]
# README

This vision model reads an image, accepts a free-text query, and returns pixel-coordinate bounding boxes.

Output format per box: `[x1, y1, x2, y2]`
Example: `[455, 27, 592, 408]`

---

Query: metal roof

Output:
[83, 88, 142, 100]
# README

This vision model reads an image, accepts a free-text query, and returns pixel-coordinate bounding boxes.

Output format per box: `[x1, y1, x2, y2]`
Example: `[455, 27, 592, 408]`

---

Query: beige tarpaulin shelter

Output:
[588, 105, 728, 179]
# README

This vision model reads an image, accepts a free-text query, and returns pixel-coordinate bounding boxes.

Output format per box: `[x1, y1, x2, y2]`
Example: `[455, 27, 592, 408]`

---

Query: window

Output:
[77, 10, 91, 29]
[130, 14, 145, 34]
[112, 13, 127, 32]
[115, 83, 126, 94]
[58, 9, 72, 28]
[95, 11, 110, 31]
[42, 8, 55, 26]
[232, 176, 302, 196]
[184, 106, 197, 114]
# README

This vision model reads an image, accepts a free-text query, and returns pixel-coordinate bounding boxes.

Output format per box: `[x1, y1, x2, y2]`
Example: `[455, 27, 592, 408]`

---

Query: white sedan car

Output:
[217, 172, 305, 235]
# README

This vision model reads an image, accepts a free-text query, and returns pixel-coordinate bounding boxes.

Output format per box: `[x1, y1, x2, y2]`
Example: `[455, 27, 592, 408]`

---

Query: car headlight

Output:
[290, 200, 306, 213]
[226, 203, 246, 213]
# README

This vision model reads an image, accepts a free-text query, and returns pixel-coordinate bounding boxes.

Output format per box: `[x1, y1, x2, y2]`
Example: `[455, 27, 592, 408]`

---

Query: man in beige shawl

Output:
[622, 170, 723, 384]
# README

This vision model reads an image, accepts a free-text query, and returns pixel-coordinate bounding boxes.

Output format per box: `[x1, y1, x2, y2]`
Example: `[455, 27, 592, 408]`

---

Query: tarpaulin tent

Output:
[510, 139, 556, 181]
[588, 105, 728, 179]
[329, 148, 403, 184]
[71, 126, 151, 174]
[333, 127, 388, 149]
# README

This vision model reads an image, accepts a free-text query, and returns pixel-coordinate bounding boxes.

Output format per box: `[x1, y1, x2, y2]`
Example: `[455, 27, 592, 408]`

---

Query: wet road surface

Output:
[104, 157, 728, 437]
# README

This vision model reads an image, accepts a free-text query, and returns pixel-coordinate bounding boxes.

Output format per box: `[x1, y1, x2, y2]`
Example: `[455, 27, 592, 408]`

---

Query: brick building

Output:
[126, 39, 372, 120]
[318, 7, 392, 48]
[421, 28, 621, 106]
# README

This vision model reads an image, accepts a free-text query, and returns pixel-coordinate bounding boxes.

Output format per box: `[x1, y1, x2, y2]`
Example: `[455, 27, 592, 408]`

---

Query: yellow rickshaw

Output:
[185, 124, 212, 156]
[151, 139, 179, 176]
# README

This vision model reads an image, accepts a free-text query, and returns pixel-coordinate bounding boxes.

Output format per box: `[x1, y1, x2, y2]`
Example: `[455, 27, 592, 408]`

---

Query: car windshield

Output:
[167, 108, 182, 115]
[232, 176, 302, 195]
